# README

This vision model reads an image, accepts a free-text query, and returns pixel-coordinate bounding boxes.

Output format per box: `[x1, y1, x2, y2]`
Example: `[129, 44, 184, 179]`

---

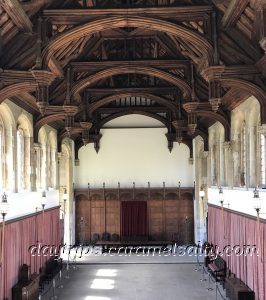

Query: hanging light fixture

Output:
[82, 130, 89, 146]
[209, 80, 222, 112]
[199, 187, 205, 200]
[0, 192, 9, 219]
[80, 121, 92, 146]
[172, 96, 185, 144]
[65, 114, 74, 136]
[62, 188, 68, 218]
[63, 188, 68, 202]
[188, 112, 197, 135]
[176, 128, 183, 144]
[218, 186, 224, 207]
[253, 187, 262, 217]
[41, 190, 47, 210]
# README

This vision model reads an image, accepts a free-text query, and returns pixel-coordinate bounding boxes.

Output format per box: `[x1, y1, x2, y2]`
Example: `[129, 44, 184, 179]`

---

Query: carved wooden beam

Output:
[48, 56, 64, 79]
[85, 87, 177, 94]
[221, 87, 250, 110]
[71, 66, 192, 102]
[70, 59, 190, 73]
[42, 16, 214, 69]
[11, 95, 39, 115]
[155, 34, 184, 59]
[0, 70, 37, 103]
[259, 6, 266, 52]
[43, 6, 213, 25]
[221, 0, 249, 28]
[201, 65, 259, 82]
[87, 93, 177, 118]
[1, 0, 33, 33]
[196, 110, 231, 141]
[95, 110, 170, 129]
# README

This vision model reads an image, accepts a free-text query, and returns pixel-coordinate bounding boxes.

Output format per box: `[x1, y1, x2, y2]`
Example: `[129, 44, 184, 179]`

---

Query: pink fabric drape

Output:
[208, 205, 266, 300]
[0, 207, 60, 300]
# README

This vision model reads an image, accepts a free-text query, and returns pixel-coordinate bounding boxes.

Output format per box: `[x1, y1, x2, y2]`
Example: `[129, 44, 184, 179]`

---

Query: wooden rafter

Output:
[221, 0, 249, 28]
[1, 0, 33, 33]
[48, 55, 64, 78]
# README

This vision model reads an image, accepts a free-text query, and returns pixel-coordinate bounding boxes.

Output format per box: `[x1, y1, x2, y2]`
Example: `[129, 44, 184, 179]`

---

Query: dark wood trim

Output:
[208, 203, 266, 224]
[3, 206, 60, 225]
[43, 6, 213, 24]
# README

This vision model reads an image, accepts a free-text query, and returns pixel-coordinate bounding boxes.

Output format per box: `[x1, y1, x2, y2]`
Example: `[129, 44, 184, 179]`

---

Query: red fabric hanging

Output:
[0, 207, 60, 300]
[208, 205, 266, 300]
[121, 201, 147, 237]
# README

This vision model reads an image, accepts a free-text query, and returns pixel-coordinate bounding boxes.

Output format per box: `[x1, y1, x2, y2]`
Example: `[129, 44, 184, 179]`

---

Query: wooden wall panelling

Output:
[105, 192, 120, 235]
[149, 192, 164, 240]
[165, 192, 179, 241]
[178, 192, 194, 244]
[75, 194, 91, 243]
[147, 182, 151, 237]
[75, 188, 194, 243]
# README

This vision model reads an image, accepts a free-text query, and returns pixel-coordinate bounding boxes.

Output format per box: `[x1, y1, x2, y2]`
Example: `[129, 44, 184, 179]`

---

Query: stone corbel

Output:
[203, 151, 209, 158]
[229, 140, 240, 153]
[223, 141, 232, 151]
[259, 124, 266, 135]
[33, 142, 41, 152]
[57, 152, 62, 162]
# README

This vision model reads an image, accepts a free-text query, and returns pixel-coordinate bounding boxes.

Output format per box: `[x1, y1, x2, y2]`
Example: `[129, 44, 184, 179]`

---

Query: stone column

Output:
[57, 152, 63, 190]
[12, 127, 18, 193]
[193, 139, 208, 243]
[231, 134, 241, 187]
[194, 150, 201, 243]
[46, 144, 51, 188]
[24, 136, 31, 190]
[33, 143, 41, 190]
[223, 142, 232, 187]
[53, 147, 58, 189]
[30, 139, 36, 191]
[258, 124, 266, 186]
[248, 126, 257, 187]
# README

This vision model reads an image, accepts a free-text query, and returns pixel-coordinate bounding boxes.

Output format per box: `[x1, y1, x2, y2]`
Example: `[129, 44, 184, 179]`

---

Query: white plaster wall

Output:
[75, 127, 194, 188]
[4, 190, 59, 221]
[208, 187, 266, 220]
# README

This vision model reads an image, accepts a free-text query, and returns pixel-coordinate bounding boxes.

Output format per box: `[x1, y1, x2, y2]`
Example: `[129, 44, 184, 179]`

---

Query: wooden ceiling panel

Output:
[0, 0, 265, 147]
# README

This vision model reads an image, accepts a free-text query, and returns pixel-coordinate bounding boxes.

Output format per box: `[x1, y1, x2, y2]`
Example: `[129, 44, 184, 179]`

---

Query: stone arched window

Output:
[17, 127, 25, 190]
[16, 114, 32, 191]
[240, 121, 246, 186]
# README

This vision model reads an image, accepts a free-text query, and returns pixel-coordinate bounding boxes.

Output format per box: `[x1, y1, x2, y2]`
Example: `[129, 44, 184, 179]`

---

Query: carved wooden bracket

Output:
[80, 121, 93, 146]
[209, 80, 221, 112]
[165, 133, 175, 152]
[90, 133, 102, 153]
[31, 70, 56, 115]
